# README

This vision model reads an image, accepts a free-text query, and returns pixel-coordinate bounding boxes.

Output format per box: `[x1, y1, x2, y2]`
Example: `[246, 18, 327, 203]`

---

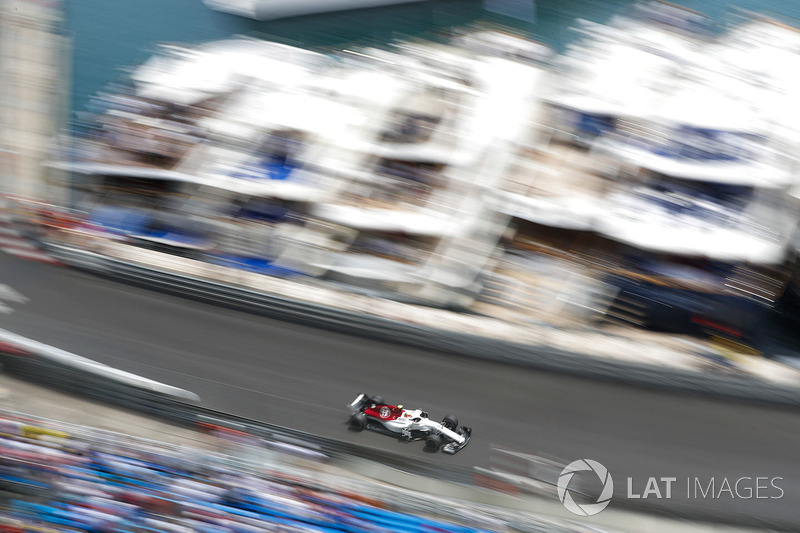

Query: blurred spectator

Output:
[0, 414, 498, 533]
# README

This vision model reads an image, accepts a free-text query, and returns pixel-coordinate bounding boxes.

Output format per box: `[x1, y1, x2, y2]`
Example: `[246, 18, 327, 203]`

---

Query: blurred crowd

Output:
[0, 414, 504, 533]
[74, 87, 218, 170]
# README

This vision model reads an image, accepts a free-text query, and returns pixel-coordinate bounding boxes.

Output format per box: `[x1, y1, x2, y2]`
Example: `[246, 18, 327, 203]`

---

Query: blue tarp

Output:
[233, 158, 298, 182]
[88, 206, 152, 236]
[575, 112, 616, 137]
[643, 127, 762, 163]
[88, 206, 210, 247]
[208, 254, 305, 278]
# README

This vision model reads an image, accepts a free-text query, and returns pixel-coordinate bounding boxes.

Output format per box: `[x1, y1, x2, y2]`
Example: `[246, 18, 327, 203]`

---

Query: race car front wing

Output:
[442, 426, 472, 454]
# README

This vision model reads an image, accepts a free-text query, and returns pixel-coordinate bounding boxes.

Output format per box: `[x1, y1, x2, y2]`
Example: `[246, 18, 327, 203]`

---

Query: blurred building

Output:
[0, 0, 69, 203]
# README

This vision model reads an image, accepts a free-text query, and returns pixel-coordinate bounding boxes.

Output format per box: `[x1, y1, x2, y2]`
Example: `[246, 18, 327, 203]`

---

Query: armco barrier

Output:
[0, 328, 198, 402]
[0, 331, 200, 424]
[47, 243, 800, 407]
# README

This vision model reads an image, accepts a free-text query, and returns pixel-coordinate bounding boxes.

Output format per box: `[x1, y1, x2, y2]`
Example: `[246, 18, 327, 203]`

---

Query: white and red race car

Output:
[347, 393, 472, 454]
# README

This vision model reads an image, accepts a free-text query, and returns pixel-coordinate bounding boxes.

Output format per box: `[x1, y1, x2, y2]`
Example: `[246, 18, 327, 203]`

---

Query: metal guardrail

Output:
[0, 328, 198, 402]
[0, 340, 200, 424]
[47, 243, 800, 407]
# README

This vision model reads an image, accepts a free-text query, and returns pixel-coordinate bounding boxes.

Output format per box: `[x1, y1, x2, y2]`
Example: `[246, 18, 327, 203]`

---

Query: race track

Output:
[2, 253, 799, 527]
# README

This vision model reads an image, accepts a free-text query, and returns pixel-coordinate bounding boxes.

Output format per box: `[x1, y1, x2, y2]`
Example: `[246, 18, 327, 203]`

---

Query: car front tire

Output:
[442, 415, 458, 431]
[424, 434, 442, 453]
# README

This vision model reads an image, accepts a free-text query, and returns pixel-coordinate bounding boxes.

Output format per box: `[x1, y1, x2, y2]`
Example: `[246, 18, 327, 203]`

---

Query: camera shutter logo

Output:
[557, 459, 614, 516]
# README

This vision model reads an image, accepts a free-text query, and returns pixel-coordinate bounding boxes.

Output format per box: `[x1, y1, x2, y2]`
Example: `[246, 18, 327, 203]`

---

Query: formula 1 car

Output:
[347, 393, 472, 454]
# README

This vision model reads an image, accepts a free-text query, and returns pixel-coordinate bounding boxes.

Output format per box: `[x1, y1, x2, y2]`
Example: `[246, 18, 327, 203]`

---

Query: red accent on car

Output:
[364, 405, 402, 420]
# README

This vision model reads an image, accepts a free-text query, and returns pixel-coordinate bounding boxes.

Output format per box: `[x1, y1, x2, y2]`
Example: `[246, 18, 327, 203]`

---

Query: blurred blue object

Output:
[209, 254, 305, 278]
[88, 206, 152, 236]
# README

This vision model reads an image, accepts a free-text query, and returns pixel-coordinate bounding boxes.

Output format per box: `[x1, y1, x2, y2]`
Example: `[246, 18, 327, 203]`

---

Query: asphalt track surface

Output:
[2, 252, 800, 528]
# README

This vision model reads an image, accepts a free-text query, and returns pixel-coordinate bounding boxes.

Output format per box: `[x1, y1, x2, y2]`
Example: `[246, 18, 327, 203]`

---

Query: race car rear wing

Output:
[348, 393, 368, 415]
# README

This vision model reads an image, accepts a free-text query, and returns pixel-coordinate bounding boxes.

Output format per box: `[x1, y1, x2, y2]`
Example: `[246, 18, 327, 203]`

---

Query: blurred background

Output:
[2, 0, 800, 531]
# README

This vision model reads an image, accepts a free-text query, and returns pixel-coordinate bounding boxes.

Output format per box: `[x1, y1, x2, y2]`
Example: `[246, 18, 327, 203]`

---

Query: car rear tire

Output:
[442, 415, 458, 431]
[423, 434, 442, 453]
[369, 395, 384, 406]
[348, 413, 367, 431]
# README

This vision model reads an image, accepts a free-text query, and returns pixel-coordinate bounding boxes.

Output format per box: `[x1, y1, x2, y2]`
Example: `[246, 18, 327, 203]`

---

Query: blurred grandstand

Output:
[0, 410, 592, 533]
